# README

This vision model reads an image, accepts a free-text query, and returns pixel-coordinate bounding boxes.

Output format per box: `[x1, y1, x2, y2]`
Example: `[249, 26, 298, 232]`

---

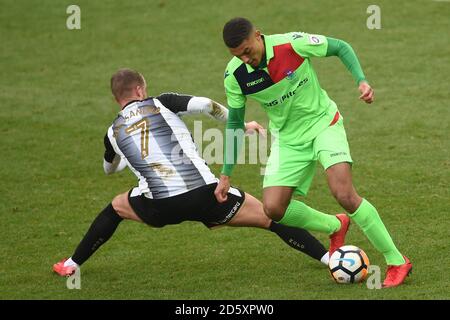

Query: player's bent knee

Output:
[111, 195, 122, 212]
[263, 201, 285, 222]
[259, 214, 272, 229]
[111, 194, 129, 219]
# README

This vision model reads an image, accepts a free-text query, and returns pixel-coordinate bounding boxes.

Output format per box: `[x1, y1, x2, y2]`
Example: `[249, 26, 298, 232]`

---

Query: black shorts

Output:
[128, 183, 245, 228]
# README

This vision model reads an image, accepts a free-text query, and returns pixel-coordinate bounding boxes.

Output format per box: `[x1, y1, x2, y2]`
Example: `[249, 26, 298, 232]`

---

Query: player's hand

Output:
[245, 121, 266, 137]
[215, 175, 231, 203]
[358, 81, 374, 104]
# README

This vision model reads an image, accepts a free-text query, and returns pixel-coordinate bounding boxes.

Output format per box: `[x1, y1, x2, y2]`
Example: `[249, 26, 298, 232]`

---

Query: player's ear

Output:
[142, 86, 148, 98]
[135, 86, 143, 99]
[137, 85, 147, 100]
[255, 30, 262, 40]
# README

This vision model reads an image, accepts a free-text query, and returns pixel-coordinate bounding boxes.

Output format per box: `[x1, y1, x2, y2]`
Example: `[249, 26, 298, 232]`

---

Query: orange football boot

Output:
[53, 258, 77, 277]
[382, 256, 412, 288]
[329, 214, 350, 255]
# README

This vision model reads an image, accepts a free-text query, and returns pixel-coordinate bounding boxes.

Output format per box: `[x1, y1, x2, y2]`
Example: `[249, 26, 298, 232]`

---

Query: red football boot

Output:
[53, 258, 77, 277]
[329, 214, 350, 255]
[382, 256, 412, 288]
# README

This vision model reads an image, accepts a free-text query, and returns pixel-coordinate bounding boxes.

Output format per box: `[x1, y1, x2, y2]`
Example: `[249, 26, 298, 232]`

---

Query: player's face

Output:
[229, 30, 265, 68]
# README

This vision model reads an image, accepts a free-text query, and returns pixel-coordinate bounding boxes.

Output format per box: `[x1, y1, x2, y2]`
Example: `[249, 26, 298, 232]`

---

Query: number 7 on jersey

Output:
[125, 118, 150, 159]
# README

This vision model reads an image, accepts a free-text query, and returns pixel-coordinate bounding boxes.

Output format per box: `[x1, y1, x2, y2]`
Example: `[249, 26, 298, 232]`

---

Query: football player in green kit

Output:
[215, 17, 412, 288]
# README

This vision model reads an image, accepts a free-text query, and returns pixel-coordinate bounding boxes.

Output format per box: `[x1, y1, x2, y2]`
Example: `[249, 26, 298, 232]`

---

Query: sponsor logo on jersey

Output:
[330, 152, 347, 157]
[246, 77, 265, 87]
[264, 77, 309, 107]
[229, 201, 241, 216]
[216, 201, 242, 224]
[224, 70, 230, 79]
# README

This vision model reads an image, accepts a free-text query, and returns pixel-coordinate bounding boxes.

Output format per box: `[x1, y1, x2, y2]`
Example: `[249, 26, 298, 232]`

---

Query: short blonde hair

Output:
[110, 68, 145, 100]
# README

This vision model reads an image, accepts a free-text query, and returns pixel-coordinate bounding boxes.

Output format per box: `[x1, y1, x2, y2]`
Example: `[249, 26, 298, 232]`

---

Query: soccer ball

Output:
[329, 245, 370, 284]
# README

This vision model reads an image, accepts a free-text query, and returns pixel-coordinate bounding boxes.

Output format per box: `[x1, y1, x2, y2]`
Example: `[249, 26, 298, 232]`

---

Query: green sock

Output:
[349, 199, 405, 265]
[279, 200, 340, 234]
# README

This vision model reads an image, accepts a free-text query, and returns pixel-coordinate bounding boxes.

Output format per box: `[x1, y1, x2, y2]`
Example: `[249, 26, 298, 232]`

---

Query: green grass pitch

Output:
[0, 0, 449, 299]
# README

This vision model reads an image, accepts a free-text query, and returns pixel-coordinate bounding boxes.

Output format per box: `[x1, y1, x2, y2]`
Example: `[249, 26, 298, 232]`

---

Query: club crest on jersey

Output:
[285, 69, 298, 82]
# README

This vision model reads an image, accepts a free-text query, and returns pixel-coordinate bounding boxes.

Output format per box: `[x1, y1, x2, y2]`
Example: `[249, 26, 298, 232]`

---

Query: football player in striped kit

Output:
[53, 68, 330, 277]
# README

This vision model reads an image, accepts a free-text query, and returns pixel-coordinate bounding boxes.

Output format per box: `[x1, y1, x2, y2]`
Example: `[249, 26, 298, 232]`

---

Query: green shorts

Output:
[263, 114, 352, 196]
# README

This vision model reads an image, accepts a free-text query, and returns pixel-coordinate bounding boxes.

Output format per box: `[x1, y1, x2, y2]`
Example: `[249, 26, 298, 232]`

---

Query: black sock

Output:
[269, 221, 327, 262]
[71, 203, 123, 266]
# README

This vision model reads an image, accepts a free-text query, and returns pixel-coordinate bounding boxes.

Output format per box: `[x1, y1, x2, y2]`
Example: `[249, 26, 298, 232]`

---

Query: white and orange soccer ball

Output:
[329, 245, 370, 284]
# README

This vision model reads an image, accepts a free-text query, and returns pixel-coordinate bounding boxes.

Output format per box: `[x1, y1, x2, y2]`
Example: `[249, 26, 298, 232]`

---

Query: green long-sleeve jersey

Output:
[222, 32, 366, 176]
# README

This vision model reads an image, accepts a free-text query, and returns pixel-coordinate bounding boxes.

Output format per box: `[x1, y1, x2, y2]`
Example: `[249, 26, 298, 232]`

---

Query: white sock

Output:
[320, 252, 330, 265]
[64, 257, 79, 268]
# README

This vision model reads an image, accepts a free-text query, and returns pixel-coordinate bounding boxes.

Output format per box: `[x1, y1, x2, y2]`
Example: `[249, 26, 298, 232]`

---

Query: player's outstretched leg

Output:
[269, 222, 330, 264]
[326, 162, 412, 287]
[53, 202, 124, 276]
[262, 186, 349, 256]
[226, 192, 330, 264]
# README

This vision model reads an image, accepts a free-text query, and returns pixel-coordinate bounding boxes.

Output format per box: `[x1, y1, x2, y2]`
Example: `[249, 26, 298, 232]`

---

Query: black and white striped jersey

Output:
[104, 93, 217, 199]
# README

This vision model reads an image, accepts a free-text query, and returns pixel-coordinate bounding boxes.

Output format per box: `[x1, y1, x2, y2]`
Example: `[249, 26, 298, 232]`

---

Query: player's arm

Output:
[325, 37, 374, 103]
[185, 98, 263, 133]
[103, 133, 126, 175]
[215, 69, 248, 202]
[222, 106, 246, 176]
[215, 106, 246, 202]
[186, 97, 229, 122]
[291, 33, 373, 103]
[157, 92, 263, 132]
[325, 37, 367, 85]
[156, 93, 228, 121]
